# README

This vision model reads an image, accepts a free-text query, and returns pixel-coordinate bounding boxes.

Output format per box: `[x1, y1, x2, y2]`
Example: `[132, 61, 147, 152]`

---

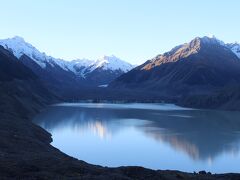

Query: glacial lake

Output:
[33, 103, 240, 173]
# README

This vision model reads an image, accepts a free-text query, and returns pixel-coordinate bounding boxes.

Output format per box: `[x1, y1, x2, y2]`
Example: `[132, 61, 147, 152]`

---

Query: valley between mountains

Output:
[1, 36, 240, 179]
[1, 36, 240, 110]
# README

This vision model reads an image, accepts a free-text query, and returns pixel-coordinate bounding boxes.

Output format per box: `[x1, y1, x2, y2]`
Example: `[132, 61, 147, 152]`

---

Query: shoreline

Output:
[1, 103, 239, 179]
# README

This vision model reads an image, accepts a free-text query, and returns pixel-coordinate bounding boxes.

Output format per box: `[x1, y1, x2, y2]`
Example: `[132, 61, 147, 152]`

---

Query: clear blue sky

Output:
[0, 0, 239, 64]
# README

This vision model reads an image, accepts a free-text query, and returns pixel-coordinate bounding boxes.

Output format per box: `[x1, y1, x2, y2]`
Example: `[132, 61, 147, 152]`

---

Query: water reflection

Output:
[88, 121, 111, 139]
[142, 110, 240, 161]
[33, 103, 240, 172]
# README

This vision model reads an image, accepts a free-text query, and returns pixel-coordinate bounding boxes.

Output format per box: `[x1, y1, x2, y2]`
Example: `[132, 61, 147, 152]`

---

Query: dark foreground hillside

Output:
[0, 46, 240, 179]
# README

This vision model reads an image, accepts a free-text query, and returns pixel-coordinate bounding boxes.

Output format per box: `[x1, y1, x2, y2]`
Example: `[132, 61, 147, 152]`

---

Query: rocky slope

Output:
[109, 36, 240, 109]
[0, 45, 57, 116]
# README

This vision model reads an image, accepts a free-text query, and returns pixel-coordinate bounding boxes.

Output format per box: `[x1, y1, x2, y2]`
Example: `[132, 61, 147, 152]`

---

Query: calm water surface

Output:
[33, 103, 240, 173]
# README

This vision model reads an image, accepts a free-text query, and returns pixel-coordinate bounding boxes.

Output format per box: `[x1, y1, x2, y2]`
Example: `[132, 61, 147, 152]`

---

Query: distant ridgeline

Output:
[1, 36, 240, 110]
[0, 36, 134, 97]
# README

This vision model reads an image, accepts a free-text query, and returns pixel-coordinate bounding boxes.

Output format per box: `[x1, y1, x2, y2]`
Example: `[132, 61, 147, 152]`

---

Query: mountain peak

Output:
[3, 36, 34, 50]
[0, 36, 49, 68]
[141, 36, 232, 70]
[0, 36, 37, 57]
[11, 36, 26, 42]
[196, 36, 224, 46]
[100, 55, 117, 59]
[186, 36, 224, 49]
[89, 55, 134, 73]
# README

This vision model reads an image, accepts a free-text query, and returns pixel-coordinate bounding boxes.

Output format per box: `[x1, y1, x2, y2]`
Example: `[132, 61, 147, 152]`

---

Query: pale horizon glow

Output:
[0, 0, 239, 64]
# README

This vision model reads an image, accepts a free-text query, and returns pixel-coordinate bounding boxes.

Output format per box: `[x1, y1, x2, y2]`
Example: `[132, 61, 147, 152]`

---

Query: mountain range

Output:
[0, 36, 134, 95]
[1, 35, 240, 179]
[1, 35, 240, 109]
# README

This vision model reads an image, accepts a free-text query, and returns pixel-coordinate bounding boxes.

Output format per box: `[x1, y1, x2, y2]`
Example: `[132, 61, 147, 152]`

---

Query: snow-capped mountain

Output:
[77, 55, 134, 85]
[0, 36, 71, 70]
[198, 36, 240, 60]
[71, 55, 133, 78]
[88, 55, 133, 72]
[225, 43, 240, 59]
[0, 36, 134, 86]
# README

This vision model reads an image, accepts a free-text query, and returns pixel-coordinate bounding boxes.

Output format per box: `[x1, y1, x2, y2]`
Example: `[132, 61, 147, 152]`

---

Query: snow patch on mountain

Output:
[201, 35, 225, 46]
[88, 55, 133, 72]
[71, 56, 134, 78]
[0, 36, 47, 68]
[202, 36, 240, 59]
[0, 36, 73, 70]
[0, 36, 134, 77]
[226, 43, 240, 59]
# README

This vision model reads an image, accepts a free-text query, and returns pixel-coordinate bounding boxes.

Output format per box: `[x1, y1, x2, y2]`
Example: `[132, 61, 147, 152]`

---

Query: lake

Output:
[33, 103, 240, 173]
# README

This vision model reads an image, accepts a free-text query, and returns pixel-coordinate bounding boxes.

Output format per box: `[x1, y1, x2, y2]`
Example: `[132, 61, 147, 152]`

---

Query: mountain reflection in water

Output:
[33, 103, 240, 173]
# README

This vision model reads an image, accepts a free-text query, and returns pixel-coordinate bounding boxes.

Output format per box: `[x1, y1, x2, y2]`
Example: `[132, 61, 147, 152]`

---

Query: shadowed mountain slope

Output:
[110, 37, 240, 97]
